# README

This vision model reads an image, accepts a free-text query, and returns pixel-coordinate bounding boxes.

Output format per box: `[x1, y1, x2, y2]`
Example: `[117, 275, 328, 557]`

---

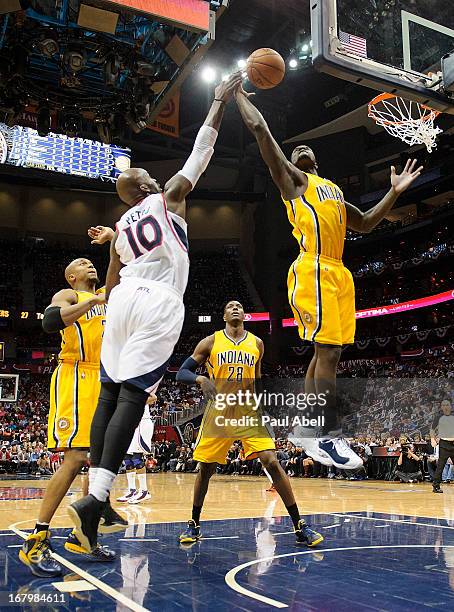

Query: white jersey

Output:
[115, 193, 189, 297]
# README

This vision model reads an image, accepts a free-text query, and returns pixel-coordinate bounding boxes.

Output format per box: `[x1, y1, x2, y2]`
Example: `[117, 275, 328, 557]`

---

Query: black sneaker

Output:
[19, 530, 62, 577]
[294, 520, 324, 547]
[99, 502, 128, 533]
[67, 494, 104, 553]
[65, 531, 116, 562]
[433, 485, 443, 493]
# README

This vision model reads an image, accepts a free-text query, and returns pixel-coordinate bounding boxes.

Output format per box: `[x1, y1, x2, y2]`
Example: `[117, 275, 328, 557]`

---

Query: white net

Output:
[368, 94, 442, 153]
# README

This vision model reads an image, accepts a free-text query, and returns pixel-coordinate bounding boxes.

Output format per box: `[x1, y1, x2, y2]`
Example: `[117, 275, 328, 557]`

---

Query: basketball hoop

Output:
[368, 93, 442, 153]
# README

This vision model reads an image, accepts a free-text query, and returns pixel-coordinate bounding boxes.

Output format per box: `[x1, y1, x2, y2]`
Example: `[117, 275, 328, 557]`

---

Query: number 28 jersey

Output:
[115, 193, 189, 296]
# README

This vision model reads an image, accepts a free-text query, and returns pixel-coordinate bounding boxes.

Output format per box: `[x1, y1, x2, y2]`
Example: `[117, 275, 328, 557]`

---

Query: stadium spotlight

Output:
[64, 48, 87, 73]
[302, 44, 309, 52]
[237, 59, 246, 68]
[201, 67, 216, 83]
[289, 58, 298, 69]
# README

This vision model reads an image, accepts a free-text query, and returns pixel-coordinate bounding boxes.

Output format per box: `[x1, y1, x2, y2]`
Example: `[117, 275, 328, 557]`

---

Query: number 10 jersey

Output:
[115, 192, 189, 298]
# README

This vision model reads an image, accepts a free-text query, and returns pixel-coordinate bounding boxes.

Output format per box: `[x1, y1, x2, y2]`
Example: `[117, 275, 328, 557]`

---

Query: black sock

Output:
[286, 504, 302, 530]
[192, 505, 202, 525]
[34, 522, 49, 534]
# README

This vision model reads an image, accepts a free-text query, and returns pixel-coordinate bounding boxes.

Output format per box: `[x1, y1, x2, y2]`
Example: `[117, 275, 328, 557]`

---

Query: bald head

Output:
[65, 258, 99, 288]
[116, 168, 161, 206]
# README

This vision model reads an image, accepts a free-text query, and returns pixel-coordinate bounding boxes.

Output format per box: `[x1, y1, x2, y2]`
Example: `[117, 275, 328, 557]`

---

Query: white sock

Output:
[89, 467, 116, 502]
[89, 467, 99, 491]
[264, 468, 273, 484]
[126, 471, 137, 491]
[138, 472, 148, 492]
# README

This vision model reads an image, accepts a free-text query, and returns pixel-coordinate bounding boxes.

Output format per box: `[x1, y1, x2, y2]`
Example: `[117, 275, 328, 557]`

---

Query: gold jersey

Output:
[282, 172, 346, 260]
[205, 330, 260, 392]
[58, 289, 106, 365]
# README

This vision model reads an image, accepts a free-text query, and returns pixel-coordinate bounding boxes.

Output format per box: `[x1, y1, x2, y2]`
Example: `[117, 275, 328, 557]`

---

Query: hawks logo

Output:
[57, 418, 70, 431]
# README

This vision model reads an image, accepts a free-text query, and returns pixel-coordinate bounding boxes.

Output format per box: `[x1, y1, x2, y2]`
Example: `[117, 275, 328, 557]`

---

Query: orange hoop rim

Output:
[368, 92, 441, 126]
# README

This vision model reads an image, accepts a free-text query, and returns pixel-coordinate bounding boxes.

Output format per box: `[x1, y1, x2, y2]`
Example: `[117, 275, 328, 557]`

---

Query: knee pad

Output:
[132, 453, 145, 470]
[124, 456, 135, 471]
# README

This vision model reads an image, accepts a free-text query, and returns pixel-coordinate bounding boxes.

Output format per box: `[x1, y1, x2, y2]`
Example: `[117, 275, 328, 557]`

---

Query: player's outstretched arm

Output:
[345, 159, 423, 233]
[42, 289, 105, 332]
[234, 85, 304, 200]
[164, 73, 242, 219]
[105, 231, 124, 301]
[176, 335, 217, 400]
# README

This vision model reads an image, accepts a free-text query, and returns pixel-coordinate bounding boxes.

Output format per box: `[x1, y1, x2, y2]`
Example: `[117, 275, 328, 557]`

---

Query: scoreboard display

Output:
[0, 123, 131, 181]
[101, 0, 210, 31]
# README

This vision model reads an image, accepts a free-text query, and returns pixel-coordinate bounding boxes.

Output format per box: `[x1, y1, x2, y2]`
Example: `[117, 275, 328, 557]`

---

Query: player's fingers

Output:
[403, 158, 412, 173]
[408, 158, 418, 173]
[390, 165, 396, 176]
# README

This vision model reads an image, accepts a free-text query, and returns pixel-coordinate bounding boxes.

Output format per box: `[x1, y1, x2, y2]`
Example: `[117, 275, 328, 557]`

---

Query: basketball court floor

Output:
[2, 474, 454, 610]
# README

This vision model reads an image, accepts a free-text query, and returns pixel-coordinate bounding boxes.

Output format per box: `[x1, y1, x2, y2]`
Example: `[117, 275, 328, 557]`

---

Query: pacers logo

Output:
[303, 311, 312, 324]
[57, 418, 70, 431]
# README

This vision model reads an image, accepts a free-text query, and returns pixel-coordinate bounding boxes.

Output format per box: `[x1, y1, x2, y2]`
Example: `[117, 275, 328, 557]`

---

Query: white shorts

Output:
[128, 410, 156, 454]
[101, 278, 184, 392]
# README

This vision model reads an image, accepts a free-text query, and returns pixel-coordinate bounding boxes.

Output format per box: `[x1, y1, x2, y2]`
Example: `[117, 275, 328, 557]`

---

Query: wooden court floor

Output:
[1, 473, 454, 531]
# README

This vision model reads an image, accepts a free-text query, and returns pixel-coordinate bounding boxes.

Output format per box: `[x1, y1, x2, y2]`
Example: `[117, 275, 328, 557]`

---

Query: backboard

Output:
[311, 0, 454, 114]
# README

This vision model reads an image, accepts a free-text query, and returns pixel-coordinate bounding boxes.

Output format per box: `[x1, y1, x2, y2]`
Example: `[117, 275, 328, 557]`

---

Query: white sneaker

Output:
[301, 438, 363, 470]
[299, 438, 334, 466]
[116, 489, 137, 502]
[128, 490, 151, 504]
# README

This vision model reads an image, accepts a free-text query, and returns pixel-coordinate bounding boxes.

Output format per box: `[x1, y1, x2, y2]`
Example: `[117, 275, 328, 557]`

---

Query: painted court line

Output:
[10, 522, 149, 612]
[225, 545, 454, 608]
[202, 536, 239, 541]
[331, 513, 454, 530]
[120, 538, 159, 542]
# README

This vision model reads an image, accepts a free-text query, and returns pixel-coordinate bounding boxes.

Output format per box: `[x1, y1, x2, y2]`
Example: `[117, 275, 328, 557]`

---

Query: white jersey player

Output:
[68, 72, 243, 554]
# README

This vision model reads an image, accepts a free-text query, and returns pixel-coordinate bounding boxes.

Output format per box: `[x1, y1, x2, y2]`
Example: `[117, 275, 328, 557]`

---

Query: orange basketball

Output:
[246, 48, 285, 89]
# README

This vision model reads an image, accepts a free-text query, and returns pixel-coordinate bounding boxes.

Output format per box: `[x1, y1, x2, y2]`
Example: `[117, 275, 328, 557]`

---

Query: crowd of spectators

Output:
[0, 349, 451, 484]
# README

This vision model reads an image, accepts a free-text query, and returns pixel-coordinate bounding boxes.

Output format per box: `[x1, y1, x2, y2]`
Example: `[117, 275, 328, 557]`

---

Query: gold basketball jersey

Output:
[206, 330, 260, 391]
[282, 173, 346, 260]
[58, 289, 106, 364]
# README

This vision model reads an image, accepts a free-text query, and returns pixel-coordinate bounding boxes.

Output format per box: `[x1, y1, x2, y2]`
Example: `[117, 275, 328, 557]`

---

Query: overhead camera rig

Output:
[0, 0, 230, 143]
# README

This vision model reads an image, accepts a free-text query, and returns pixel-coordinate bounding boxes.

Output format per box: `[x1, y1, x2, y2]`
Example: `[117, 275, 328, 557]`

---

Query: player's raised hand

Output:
[214, 71, 243, 103]
[234, 81, 255, 99]
[88, 225, 114, 245]
[390, 159, 423, 194]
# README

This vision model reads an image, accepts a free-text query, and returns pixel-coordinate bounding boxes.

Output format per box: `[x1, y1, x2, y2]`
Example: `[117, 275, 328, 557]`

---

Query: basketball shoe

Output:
[301, 437, 363, 470]
[117, 489, 137, 502]
[179, 519, 201, 544]
[64, 531, 116, 561]
[67, 494, 104, 553]
[19, 530, 62, 577]
[294, 520, 324, 547]
[128, 490, 151, 504]
[99, 502, 128, 532]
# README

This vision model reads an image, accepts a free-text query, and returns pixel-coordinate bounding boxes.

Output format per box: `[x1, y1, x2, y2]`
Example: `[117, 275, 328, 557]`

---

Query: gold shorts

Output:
[47, 361, 100, 451]
[288, 253, 356, 346]
[192, 404, 275, 465]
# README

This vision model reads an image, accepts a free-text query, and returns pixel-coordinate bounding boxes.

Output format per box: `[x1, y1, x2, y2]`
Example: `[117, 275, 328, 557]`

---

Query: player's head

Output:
[223, 300, 244, 324]
[290, 144, 318, 172]
[65, 258, 99, 287]
[116, 168, 161, 206]
[441, 399, 452, 415]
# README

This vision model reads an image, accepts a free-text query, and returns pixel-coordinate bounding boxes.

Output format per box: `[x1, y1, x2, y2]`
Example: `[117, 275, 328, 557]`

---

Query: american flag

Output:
[339, 31, 367, 58]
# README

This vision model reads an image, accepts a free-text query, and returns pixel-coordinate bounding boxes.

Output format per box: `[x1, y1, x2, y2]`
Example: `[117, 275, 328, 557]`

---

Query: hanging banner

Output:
[149, 90, 180, 138]
[282, 289, 454, 327]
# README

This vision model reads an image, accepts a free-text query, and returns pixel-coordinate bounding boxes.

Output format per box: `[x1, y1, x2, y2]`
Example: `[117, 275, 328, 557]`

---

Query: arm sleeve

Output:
[177, 125, 218, 189]
[42, 306, 66, 333]
[176, 356, 199, 385]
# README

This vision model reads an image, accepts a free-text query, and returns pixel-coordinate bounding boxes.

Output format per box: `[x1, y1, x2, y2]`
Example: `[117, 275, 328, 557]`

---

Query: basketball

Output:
[246, 48, 285, 89]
